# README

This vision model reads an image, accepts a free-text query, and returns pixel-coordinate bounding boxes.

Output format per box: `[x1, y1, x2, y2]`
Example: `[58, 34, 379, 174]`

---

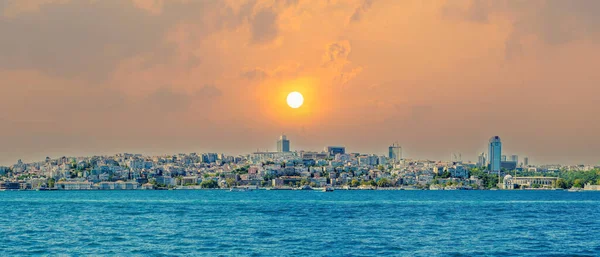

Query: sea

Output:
[1, 190, 599, 256]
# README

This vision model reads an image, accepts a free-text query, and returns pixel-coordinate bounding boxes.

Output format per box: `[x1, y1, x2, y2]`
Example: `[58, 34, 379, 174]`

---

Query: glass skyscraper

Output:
[488, 136, 502, 173]
[277, 135, 290, 152]
[388, 143, 402, 161]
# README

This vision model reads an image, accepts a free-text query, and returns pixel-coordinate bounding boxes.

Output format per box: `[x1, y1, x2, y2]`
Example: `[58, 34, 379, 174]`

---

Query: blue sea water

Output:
[1, 190, 600, 256]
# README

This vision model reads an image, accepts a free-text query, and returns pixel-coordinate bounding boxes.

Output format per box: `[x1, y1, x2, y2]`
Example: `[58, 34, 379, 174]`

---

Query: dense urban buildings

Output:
[1, 135, 598, 191]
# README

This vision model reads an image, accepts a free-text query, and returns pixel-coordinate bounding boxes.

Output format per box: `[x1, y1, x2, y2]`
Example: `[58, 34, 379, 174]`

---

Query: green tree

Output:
[200, 179, 219, 188]
[48, 178, 56, 188]
[350, 179, 360, 187]
[555, 178, 568, 189]
[573, 179, 584, 188]
[225, 178, 237, 188]
[377, 178, 392, 187]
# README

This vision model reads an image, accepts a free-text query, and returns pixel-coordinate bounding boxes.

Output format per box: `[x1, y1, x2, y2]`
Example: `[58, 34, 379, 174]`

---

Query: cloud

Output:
[0, 1, 171, 80]
[196, 84, 223, 99]
[441, 0, 600, 58]
[145, 87, 192, 112]
[441, 0, 490, 23]
[349, 0, 373, 23]
[322, 40, 351, 67]
[143, 85, 222, 113]
[250, 8, 279, 44]
[241, 68, 270, 81]
[335, 66, 363, 86]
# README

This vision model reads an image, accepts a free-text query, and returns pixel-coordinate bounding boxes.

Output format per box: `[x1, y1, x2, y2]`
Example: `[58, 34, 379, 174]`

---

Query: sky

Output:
[1, 0, 599, 165]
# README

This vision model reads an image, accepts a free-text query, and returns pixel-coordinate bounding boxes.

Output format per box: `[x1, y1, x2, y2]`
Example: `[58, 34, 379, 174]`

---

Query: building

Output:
[510, 155, 518, 164]
[56, 181, 93, 190]
[325, 146, 346, 155]
[277, 134, 290, 152]
[501, 161, 517, 171]
[488, 136, 502, 173]
[523, 157, 529, 166]
[300, 151, 329, 160]
[503, 175, 558, 189]
[0, 182, 20, 190]
[477, 153, 486, 167]
[388, 143, 402, 162]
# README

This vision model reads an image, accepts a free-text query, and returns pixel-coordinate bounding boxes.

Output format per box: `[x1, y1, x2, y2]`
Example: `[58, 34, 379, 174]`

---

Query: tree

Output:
[300, 178, 310, 185]
[200, 179, 219, 188]
[555, 178, 568, 189]
[48, 178, 56, 188]
[350, 179, 360, 187]
[573, 179, 584, 188]
[225, 178, 237, 188]
[377, 178, 392, 187]
[362, 180, 376, 187]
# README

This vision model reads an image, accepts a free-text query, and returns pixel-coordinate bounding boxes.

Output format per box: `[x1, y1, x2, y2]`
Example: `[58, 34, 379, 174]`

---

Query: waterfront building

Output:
[388, 143, 402, 162]
[524, 157, 529, 166]
[510, 155, 518, 164]
[98, 181, 139, 190]
[0, 182, 20, 190]
[488, 136, 502, 173]
[56, 181, 93, 190]
[277, 134, 290, 152]
[502, 175, 558, 189]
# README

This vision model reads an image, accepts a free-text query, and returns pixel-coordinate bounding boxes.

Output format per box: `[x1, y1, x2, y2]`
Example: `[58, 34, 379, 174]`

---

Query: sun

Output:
[286, 91, 304, 108]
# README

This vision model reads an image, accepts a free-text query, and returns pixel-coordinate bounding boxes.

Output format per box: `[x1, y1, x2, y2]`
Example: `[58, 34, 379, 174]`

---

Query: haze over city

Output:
[1, 0, 600, 165]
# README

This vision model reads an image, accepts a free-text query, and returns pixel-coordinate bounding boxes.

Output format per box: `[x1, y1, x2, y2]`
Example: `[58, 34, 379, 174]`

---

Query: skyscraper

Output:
[388, 143, 402, 161]
[510, 155, 518, 164]
[488, 136, 502, 173]
[523, 157, 529, 166]
[277, 134, 290, 152]
[477, 152, 487, 167]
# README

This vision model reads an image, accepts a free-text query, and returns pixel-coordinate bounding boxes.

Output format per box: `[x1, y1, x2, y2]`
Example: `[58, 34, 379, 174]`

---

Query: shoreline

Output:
[0, 187, 587, 192]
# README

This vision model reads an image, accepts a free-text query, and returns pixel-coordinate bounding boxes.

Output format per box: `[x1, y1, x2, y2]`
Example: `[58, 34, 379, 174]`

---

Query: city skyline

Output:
[1, 1, 600, 165]
[0, 134, 544, 167]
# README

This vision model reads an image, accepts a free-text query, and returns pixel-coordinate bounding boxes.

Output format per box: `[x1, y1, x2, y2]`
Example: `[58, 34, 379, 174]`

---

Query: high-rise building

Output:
[325, 146, 346, 155]
[510, 155, 518, 164]
[523, 157, 529, 166]
[501, 155, 507, 162]
[277, 134, 290, 152]
[488, 136, 502, 173]
[477, 152, 486, 167]
[388, 143, 402, 161]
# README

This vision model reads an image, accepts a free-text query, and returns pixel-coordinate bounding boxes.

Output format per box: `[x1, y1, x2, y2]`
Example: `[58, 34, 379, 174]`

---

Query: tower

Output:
[388, 143, 402, 162]
[488, 136, 502, 173]
[277, 134, 290, 152]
